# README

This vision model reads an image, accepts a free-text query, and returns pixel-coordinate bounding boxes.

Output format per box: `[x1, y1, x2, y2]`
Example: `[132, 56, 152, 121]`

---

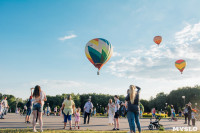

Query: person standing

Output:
[31, 85, 46, 132]
[60, 95, 75, 130]
[84, 98, 93, 124]
[191, 109, 196, 126]
[183, 104, 188, 124]
[47, 104, 51, 116]
[25, 96, 33, 123]
[93, 108, 96, 117]
[188, 103, 192, 126]
[108, 99, 115, 125]
[125, 85, 141, 133]
[54, 106, 57, 116]
[113, 95, 120, 130]
[152, 108, 156, 119]
[74, 108, 81, 129]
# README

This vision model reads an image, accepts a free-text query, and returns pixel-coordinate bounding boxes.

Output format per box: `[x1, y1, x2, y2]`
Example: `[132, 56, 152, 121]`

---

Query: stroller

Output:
[148, 116, 163, 130]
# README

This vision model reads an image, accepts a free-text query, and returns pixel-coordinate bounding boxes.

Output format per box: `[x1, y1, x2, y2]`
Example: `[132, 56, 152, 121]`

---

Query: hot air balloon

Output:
[85, 38, 113, 75]
[154, 36, 162, 46]
[175, 59, 186, 74]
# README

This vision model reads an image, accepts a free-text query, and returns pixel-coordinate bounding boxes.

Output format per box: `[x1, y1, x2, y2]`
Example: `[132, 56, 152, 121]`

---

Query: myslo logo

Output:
[173, 127, 198, 131]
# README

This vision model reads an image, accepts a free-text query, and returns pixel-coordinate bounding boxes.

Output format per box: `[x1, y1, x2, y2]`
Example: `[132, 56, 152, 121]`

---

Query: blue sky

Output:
[0, 0, 200, 100]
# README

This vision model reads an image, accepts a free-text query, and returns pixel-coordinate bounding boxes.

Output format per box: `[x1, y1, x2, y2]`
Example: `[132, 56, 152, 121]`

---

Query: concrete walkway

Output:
[0, 113, 199, 131]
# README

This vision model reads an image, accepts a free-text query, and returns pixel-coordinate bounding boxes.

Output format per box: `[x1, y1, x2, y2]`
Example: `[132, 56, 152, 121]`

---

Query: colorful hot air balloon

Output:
[85, 38, 113, 75]
[154, 36, 162, 46]
[175, 59, 186, 74]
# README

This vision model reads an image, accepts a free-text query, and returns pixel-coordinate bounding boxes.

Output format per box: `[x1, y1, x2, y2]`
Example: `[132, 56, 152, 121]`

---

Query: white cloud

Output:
[112, 51, 121, 57]
[107, 22, 200, 81]
[58, 34, 77, 41]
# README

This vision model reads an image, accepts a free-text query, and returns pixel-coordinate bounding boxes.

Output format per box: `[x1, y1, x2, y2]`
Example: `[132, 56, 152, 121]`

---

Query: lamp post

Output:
[97, 103, 98, 113]
[182, 96, 185, 105]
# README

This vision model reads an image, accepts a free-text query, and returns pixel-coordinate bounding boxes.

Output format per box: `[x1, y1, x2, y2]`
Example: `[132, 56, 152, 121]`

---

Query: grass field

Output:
[0, 130, 199, 133]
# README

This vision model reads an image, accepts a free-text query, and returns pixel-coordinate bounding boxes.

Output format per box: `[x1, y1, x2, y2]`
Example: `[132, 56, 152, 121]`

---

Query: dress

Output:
[108, 103, 115, 124]
[75, 112, 80, 122]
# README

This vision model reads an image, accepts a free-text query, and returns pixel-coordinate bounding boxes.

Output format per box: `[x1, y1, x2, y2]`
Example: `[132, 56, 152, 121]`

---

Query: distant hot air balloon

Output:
[154, 36, 162, 46]
[85, 38, 113, 75]
[175, 59, 186, 74]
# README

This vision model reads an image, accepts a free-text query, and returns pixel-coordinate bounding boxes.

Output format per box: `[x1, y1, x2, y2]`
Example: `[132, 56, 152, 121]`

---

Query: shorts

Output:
[26, 108, 32, 116]
[152, 113, 156, 117]
[63, 113, 72, 123]
[114, 112, 119, 118]
[33, 103, 42, 112]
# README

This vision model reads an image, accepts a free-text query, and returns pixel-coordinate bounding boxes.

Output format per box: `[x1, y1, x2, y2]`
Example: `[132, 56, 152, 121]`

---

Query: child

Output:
[74, 108, 80, 129]
[93, 108, 96, 117]
[191, 109, 196, 126]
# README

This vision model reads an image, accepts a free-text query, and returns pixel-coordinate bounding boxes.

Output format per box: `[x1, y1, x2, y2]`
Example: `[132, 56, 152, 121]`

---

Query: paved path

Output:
[0, 113, 199, 131]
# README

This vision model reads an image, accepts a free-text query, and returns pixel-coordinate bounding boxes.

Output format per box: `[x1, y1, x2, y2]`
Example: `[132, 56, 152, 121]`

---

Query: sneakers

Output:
[112, 128, 116, 130]
[78, 126, 80, 129]
[33, 129, 37, 132]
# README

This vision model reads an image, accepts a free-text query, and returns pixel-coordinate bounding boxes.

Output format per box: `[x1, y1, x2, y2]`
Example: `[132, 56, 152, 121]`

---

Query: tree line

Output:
[1, 85, 199, 114]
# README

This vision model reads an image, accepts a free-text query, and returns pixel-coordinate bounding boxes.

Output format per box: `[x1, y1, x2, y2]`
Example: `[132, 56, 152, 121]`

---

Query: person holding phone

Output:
[125, 85, 141, 133]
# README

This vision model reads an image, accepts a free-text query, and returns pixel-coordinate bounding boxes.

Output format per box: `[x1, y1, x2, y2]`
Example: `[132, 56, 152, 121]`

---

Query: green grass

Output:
[0, 129, 200, 133]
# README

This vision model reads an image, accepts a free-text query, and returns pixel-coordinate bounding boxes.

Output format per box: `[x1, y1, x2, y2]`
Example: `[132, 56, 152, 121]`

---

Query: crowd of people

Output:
[1, 84, 199, 133]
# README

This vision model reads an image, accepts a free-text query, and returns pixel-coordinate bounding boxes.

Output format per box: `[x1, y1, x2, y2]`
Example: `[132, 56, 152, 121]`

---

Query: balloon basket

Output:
[97, 71, 100, 75]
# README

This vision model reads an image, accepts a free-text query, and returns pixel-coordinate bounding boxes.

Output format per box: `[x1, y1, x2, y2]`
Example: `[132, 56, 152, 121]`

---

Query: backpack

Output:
[119, 105, 128, 117]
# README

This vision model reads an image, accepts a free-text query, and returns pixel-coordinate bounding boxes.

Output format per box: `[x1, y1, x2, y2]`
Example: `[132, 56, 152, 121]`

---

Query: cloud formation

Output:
[58, 34, 77, 41]
[107, 22, 200, 80]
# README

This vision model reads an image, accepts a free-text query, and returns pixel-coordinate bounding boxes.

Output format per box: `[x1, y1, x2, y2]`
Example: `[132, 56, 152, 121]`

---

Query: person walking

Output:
[25, 96, 33, 123]
[108, 99, 115, 125]
[113, 95, 120, 130]
[125, 85, 141, 133]
[0, 97, 9, 119]
[60, 95, 75, 130]
[31, 85, 46, 132]
[84, 98, 93, 124]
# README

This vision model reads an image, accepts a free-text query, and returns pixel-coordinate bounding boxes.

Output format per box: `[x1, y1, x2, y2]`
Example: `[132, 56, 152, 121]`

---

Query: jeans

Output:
[84, 112, 91, 124]
[127, 111, 141, 132]
[63, 113, 72, 123]
[33, 103, 42, 112]
[184, 113, 188, 123]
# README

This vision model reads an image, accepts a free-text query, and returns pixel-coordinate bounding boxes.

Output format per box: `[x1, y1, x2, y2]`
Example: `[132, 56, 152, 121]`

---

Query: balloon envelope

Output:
[175, 59, 186, 74]
[154, 36, 162, 45]
[85, 38, 113, 73]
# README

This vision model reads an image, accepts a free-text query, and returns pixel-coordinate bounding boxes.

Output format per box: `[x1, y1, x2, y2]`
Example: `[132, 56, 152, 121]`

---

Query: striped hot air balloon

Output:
[154, 36, 162, 46]
[175, 59, 186, 74]
[85, 38, 113, 75]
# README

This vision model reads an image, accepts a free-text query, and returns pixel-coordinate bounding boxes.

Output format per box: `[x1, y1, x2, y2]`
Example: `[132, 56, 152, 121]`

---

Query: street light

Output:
[97, 103, 98, 113]
[182, 96, 185, 105]
[165, 103, 168, 109]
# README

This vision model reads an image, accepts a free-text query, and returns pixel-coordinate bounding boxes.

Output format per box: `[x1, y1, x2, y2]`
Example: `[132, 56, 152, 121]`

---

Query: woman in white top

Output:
[107, 99, 115, 125]
[31, 85, 46, 132]
[113, 95, 120, 130]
